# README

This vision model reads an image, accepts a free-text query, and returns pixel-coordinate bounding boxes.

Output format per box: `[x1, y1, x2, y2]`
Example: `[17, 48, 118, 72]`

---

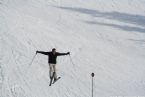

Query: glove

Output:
[67, 52, 70, 55]
[36, 51, 38, 54]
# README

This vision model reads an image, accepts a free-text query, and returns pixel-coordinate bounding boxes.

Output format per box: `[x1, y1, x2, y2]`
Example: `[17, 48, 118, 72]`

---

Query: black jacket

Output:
[37, 51, 69, 64]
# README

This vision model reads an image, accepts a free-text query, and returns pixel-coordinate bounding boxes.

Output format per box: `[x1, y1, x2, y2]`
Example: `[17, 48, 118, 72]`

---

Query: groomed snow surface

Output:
[0, 0, 145, 97]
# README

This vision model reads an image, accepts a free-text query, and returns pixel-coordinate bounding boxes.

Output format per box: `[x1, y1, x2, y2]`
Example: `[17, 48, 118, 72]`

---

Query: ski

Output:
[49, 72, 55, 86]
[52, 77, 61, 84]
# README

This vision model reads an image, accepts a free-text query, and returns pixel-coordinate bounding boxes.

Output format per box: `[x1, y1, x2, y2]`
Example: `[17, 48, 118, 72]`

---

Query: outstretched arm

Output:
[36, 51, 49, 55]
[57, 52, 70, 56]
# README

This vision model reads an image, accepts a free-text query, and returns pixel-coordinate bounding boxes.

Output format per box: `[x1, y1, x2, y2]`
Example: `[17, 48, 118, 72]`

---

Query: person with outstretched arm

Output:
[36, 48, 70, 83]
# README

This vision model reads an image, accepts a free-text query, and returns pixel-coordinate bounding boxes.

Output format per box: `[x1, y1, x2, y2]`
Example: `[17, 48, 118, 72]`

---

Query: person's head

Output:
[52, 48, 56, 54]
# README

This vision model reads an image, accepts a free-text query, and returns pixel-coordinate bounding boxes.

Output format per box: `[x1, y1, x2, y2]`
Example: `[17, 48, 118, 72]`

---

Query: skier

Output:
[36, 48, 70, 82]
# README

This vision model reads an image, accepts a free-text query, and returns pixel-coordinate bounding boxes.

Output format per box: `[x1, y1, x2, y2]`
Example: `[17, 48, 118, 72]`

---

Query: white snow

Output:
[0, 0, 145, 97]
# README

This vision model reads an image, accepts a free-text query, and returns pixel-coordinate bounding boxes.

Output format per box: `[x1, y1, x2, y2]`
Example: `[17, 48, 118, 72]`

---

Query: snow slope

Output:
[0, 0, 145, 97]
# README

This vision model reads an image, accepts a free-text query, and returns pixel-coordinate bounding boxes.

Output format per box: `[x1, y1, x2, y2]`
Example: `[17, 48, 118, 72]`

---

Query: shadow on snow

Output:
[56, 6, 145, 33]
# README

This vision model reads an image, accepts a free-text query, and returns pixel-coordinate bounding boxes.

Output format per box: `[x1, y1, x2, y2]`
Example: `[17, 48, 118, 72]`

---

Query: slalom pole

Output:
[91, 73, 95, 97]
[29, 54, 36, 66]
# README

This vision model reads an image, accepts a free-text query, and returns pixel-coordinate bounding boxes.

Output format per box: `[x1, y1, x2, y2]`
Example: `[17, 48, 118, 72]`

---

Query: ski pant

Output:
[49, 63, 57, 79]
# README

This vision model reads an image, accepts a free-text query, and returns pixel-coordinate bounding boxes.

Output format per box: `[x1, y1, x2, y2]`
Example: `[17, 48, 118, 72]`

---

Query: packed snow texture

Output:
[0, 0, 145, 97]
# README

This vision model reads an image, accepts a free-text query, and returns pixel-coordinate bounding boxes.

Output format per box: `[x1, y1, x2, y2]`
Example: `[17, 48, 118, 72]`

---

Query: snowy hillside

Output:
[0, 0, 145, 97]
